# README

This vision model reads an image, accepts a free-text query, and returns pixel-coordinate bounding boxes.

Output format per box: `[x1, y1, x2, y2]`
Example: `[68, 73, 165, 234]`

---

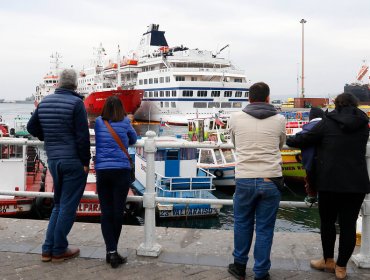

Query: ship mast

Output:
[50, 52, 62, 75]
[117, 45, 121, 89]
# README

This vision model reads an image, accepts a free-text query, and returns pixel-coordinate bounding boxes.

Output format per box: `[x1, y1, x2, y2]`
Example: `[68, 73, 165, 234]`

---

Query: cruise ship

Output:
[103, 24, 250, 124]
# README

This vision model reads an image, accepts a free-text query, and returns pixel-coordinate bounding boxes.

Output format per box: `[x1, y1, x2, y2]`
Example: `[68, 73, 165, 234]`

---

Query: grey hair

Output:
[58, 69, 78, 90]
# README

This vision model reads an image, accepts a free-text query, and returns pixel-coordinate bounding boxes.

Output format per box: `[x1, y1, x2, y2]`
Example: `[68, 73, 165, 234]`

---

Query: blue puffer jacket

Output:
[27, 88, 90, 166]
[94, 116, 137, 170]
[297, 119, 321, 171]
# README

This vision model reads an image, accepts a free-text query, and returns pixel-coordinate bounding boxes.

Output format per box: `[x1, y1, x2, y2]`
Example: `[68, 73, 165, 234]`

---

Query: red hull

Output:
[84, 89, 143, 117]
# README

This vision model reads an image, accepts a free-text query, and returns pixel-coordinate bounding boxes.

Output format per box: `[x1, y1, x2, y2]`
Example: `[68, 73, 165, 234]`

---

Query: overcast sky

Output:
[1, 0, 370, 101]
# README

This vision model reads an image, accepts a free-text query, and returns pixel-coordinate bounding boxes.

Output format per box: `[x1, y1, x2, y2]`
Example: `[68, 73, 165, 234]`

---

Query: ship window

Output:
[224, 91, 232, 97]
[160, 91, 164, 97]
[223, 149, 235, 163]
[197, 90, 207, 97]
[175, 76, 185, 81]
[165, 91, 170, 97]
[165, 102, 169, 107]
[200, 150, 214, 164]
[180, 148, 196, 160]
[155, 150, 165, 161]
[191, 77, 197, 81]
[233, 102, 242, 108]
[149, 91, 153, 97]
[208, 102, 220, 108]
[154, 78, 158, 84]
[165, 76, 170, 82]
[160, 102, 163, 107]
[154, 91, 158, 97]
[160, 77, 164, 83]
[211, 91, 220, 97]
[149, 78, 153, 84]
[171, 102, 176, 108]
[182, 90, 193, 97]
[193, 102, 207, 108]
[172, 90, 176, 97]
[144, 92, 148, 97]
[235, 78, 242, 83]
[144, 79, 148, 84]
[235, 91, 242, 97]
[214, 149, 223, 164]
[221, 102, 232, 108]
[245, 91, 249, 97]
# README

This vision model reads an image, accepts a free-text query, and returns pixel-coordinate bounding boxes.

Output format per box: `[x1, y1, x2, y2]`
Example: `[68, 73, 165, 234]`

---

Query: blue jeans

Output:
[233, 178, 281, 279]
[42, 159, 87, 255]
[96, 169, 130, 252]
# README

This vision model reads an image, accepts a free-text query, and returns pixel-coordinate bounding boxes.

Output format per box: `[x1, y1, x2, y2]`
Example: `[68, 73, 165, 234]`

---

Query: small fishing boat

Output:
[131, 136, 222, 218]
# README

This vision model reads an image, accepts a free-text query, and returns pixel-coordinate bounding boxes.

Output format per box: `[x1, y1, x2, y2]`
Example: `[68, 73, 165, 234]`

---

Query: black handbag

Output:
[268, 176, 286, 192]
[104, 120, 135, 182]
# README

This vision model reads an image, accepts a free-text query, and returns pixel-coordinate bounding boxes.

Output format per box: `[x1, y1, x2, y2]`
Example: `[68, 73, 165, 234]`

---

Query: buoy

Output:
[356, 215, 362, 246]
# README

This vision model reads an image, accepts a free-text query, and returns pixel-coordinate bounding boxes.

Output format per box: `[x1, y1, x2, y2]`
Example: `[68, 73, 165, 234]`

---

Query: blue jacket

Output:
[297, 119, 321, 171]
[94, 116, 137, 170]
[27, 88, 91, 166]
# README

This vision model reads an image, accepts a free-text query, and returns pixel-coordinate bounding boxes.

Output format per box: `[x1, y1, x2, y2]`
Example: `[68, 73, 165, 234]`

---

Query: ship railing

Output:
[1, 135, 370, 267]
[157, 67, 245, 75]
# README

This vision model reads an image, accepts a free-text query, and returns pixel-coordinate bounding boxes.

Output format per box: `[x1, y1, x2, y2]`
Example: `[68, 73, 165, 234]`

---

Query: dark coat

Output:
[27, 88, 91, 166]
[94, 116, 137, 170]
[286, 106, 370, 193]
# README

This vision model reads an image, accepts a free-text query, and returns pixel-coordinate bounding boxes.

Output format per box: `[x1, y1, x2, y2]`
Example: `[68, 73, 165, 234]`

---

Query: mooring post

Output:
[137, 130, 162, 257]
[351, 141, 370, 267]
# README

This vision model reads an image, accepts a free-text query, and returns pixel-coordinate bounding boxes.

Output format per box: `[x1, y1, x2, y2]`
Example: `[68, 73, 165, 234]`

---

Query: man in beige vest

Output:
[228, 82, 286, 280]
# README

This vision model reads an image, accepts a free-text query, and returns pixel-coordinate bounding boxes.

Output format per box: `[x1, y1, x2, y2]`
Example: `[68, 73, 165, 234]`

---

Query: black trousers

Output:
[318, 191, 365, 267]
[96, 169, 130, 252]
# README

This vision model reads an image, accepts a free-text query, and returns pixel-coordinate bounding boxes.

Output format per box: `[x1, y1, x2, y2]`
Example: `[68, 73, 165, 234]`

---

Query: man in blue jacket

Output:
[27, 69, 90, 262]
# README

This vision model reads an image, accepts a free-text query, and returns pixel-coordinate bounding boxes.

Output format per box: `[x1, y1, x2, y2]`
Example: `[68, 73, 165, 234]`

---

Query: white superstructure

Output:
[104, 24, 250, 124]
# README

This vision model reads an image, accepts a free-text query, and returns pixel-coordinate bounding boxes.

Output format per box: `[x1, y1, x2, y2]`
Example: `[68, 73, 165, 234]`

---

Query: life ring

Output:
[296, 112, 303, 120]
[214, 169, 224, 178]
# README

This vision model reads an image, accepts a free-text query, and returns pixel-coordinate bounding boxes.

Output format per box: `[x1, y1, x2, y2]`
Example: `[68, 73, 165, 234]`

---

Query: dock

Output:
[1, 218, 370, 279]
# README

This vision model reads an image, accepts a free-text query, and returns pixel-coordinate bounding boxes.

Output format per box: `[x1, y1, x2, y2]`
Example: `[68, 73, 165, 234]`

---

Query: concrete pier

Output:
[1, 218, 370, 279]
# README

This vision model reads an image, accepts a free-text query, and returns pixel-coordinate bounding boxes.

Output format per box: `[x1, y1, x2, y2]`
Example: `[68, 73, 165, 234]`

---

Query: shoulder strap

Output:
[103, 120, 133, 164]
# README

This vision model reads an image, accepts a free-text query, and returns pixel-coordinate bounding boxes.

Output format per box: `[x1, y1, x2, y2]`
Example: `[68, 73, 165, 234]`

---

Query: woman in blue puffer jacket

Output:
[94, 96, 137, 268]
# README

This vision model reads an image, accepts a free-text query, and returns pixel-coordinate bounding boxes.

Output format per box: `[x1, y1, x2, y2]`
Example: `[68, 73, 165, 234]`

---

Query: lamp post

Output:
[300, 19, 307, 98]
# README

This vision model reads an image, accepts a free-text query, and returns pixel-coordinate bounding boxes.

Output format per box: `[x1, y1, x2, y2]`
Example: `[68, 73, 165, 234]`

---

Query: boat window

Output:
[149, 78, 153, 84]
[193, 102, 207, 108]
[208, 102, 220, 108]
[224, 91, 232, 97]
[233, 102, 242, 108]
[154, 91, 158, 97]
[160, 77, 164, 83]
[235, 78, 243, 83]
[165, 102, 169, 107]
[172, 90, 176, 97]
[175, 76, 185, 81]
[154, 78, 158, 84]
[214, 149, 223, 164]
[200, 150, 214, 164]
[149, 91, 153, 97]
[165, 76, 170, 82]
[144, 92, 148, 97]
[166, 91, 170, 97]
[197, 90, 207, 97]
[166, 150, 179, 160]
[221, 102, 232, 108]
[182, 90, 193, 97]
[211, 91, 220, 97]
[245, 91, 249, 97]
[160, 91, 164, 97]
[160, 102, 163, 107]
[0, 144, 22, 159]
[171, 102, 176, 108]
[235, 91, 242, 97]
[191, 77, 197, 81]
[155, 149, 165, 161]
[180, 148, 196, 160]
[144, 79, 148, 85]
[222, 149, 235, 163]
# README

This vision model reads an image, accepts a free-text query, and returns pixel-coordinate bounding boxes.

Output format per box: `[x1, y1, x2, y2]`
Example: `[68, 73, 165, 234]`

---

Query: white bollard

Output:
[351, 141, 370, 267]
[137, 131, 162, 257]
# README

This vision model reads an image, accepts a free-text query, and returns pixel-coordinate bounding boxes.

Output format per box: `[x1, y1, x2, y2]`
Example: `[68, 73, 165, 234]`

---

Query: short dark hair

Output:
[334, 93, 359, 109]
[101, 96, 127, 121]
[249, 82, 270, 102]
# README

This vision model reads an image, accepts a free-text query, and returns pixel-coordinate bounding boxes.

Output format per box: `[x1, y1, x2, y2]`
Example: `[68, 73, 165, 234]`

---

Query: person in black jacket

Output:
[286, 93, 370, 279]
[27, 69, 90, 263]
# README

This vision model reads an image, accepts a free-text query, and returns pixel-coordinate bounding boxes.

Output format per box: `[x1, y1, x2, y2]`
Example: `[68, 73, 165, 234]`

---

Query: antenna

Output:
[50, 52, 62, 75]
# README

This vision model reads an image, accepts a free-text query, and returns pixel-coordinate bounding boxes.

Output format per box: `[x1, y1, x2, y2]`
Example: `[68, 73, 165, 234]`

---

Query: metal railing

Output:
[0, 134, 370, 267]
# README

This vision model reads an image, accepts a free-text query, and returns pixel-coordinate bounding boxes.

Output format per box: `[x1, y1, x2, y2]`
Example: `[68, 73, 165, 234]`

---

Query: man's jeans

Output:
[42, 159, 87, 255]
[233, 178, 281, 279]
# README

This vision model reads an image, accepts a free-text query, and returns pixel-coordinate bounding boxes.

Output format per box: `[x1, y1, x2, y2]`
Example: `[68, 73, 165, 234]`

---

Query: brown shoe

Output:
[335, 266, 347, 279]
[52, 247, 80, 262]
[310, 258, 335, 273]
[41, 252, 52, 262]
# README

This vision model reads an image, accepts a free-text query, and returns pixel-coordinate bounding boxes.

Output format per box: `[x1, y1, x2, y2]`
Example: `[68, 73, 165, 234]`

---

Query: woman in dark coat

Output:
[94, 96, 137, 268]
[287, 93, 370, 279]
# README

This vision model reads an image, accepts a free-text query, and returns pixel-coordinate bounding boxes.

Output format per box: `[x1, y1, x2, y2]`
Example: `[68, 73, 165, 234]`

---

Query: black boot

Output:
[106, 251, 127, 268]
[228, 262, 246, 280]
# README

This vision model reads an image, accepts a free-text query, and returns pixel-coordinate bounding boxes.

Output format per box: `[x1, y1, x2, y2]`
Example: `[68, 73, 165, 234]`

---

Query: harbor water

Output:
[0, 103, 320, 232]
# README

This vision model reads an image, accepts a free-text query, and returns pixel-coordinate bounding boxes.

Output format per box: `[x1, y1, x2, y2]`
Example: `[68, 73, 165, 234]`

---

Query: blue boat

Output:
[131, 136, 222, 218]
